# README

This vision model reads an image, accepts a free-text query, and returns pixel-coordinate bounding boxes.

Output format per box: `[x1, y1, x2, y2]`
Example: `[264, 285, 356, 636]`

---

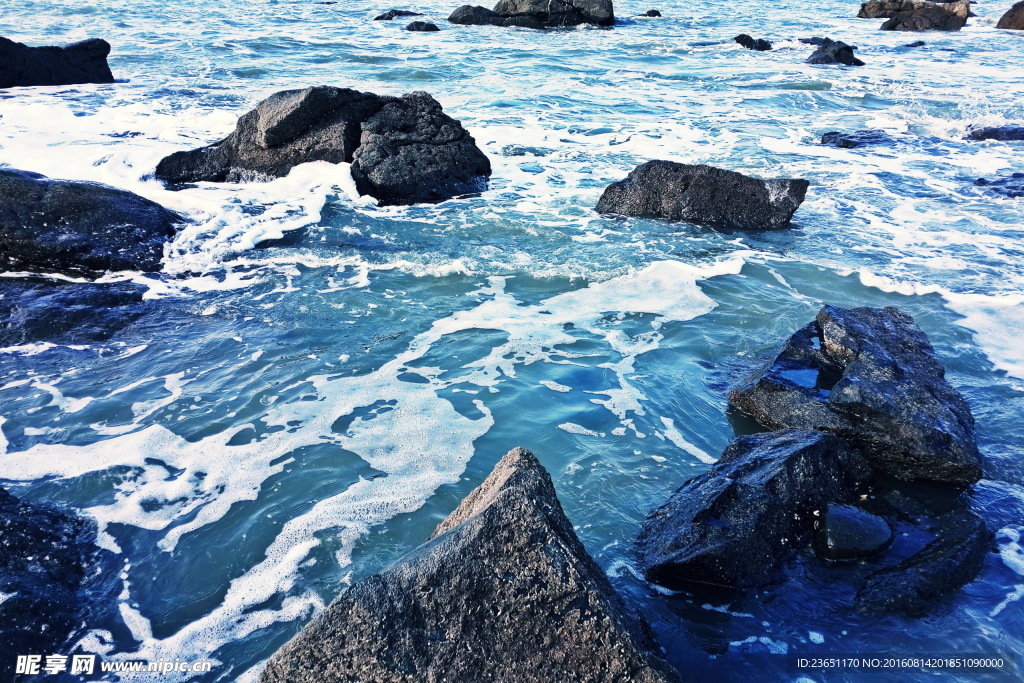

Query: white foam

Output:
[659, 416, 716, 464]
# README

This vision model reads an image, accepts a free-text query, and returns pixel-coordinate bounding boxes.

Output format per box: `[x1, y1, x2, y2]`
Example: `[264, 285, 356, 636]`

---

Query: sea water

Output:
[0, 0, 1023, 679]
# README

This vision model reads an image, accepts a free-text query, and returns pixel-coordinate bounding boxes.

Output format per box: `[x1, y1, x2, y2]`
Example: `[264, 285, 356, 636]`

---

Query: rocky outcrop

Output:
[638, 430, 869, 588]
[406, 20, 440, 30]
[814, 503, 893, 560]
[880, 0, 968, 30]
[448, 0, 614, 27]
[595, 161, 808, 231]
[155, 86, 491, 205]
[805, 38, 864, 65]
[0, 37, 114, 89]
[0, 168, 181, 276]
[821, 130, 894, 148]
[735, 34, 772, 50]
[966, 126, 1024, 141]
[729, 305, 982, 485]
[374, 8, 423, 20]
[975, 173, 1024, 198]
[260, 447, 680, 683]
[997, 0, 1024, 28]
[858, 0, 941, 18]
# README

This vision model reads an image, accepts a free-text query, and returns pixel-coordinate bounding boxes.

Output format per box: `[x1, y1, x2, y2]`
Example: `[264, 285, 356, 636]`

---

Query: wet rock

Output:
[859, 0, 943, 18]
[729, 305, 983, 485]
[805, 38, 864, 66]
[448, 4, 501, 23]
[0, 36, 114, 89]
[155, 86, 490, 205]
[595, 161, 808, 231]
[350, 91, 492, 205]
[975, 173, 1024, 198]
[735, 34, 773, 50]
[820, 130, 894, 148]
[855, 510, 990, 615]
[903, 39, 926, 46]
[259, 447, 681, 683]
[997, 0, 1024, 28]
[406, 20, 440, 30]
[814, 504, 893, 561]
[640, 9, 662, 16]
[880, 0, 968, 30]
[0, 168, 182, 276]
[638, 430, 869, 588]
[374, 8, 423, 19]
[493, 0, 615, 26]
[966, 126, 1024, 141]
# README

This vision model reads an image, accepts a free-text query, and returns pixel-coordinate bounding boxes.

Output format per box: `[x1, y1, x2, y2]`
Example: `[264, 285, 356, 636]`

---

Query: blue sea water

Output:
[1, 0, 1024, 679]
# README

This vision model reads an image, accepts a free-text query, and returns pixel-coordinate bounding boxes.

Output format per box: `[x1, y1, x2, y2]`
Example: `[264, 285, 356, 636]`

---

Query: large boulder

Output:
[729, 305, 983, 485]
[260, 448, 680, 682]
[374, 8, 423, 20]
[880, 0, 968, 29]
[966, 126, 1024, 141]
[449, 0, 613, 27]
[997, 0, 1024, 28]
[638, 430, 869, 588]
[0, 168, 181, 276]
[0, 37, 114, 89]
[858, 0, 951, 18]
[595, 161, 808, 231]
[449, 4, 502, 23]
[155, 86, 490, 206]
[805, 38, 864, 65]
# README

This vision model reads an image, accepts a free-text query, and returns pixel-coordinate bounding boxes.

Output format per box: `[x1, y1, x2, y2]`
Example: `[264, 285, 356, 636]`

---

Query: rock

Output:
[735, 34, 773, 50]
[859, 0, 935, 18]
[814, 504, 893, 560]
[805, 38, 864, 66]
[855, 510, 990, 615]
[729, 305, 983, 485]
[491, 0, 615, 27]
[374, 8, 423, 19]
[903, 39, 926, 46]
[880, 0, 968, 30]
[350, 91, 491, 205]
[966, 126, 1024, 141]
[0, 168, 181, 276]
[997, 0, 1024, 28]
[406, 20, 440, 30]
[640, 9, 662, 16]
[448, 4, 500, 23]
[595, 161, 809, 231]
[820, 130, 894, 148]
[155, 86, 490, 205]
[259, 448, 681, 683]
[975, 173, 1024, 198]
[638, 430, 869, 588]
[0, 36, 114, 89]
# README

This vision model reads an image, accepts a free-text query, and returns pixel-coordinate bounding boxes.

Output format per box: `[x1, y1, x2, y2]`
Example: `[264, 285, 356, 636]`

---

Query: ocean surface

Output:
[1, 0, 1023, 680]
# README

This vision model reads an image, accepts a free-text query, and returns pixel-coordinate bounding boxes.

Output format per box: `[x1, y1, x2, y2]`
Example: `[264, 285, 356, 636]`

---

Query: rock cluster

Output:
[0, 36, 114, 89]
[880, 0, 968, 30]
[448, 0, 614, 28]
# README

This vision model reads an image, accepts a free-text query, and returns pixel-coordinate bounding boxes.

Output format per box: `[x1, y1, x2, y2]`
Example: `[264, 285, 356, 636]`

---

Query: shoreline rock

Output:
[997, 0, 1024, 28]
[0, 37, 114, 89]
[259, 447, 681, 682]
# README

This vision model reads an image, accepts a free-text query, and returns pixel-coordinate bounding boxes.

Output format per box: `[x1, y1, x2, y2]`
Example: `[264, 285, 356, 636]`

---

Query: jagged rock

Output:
[729, 305, 983, 485]
[406, 20, 440, 30]
[259, 448, 681, 683]
[814, 504, 893, 560]
[374, 8, 423, 20]
[595, 161, 808, 231]
[806, 38, 864, 65]
[638, 430, 869, 588]
[975, 173, 1024, 198]
[820, 130, 894, 148]
[450, 0, 614, 27]
[155, 86, 490, 205]
[0, 168, 181, 276]
[855, 510, 990, 615]
[966, 126, 1024, 141]
[640, 9, 662, 16]
[735, 34, 773, 50]
[880, 0, 968, 30]
[997, 0, 1024, 28]
[449, 4, 501, 23]
[0, 37, 114, 89]
[859, 0, 942, 18]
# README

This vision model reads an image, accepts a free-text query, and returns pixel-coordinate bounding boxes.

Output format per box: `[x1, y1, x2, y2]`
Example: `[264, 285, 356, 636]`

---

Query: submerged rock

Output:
[729, 305, 982, 485]
[0, 36, 114, 89]
[997, 0, 1024, 28]
[805, 38, 864, 66]
[374, 8, 423, 19]
[155, 86, 490, 205]
[406, 20, 440, 30]
[975, 173, 1024, 198]
[640, 9, 662, 16]
[820, 129, 894, 148]
[735, 34, 773, 50]
[966, 126, 1024, 141]
[449, 0, 614, 27]
[814, 503, 893, 561]
[595, 161, 808, 231]
[880, 0, 968, 30]
[638, 430, 869, 588]
[0, 168, 181, 276]
[260, 447, 681, 682]
[902, 39, 927, 46]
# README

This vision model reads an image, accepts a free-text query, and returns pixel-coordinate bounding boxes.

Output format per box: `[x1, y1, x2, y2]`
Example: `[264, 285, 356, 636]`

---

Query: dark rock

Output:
[406, 20, 440, 30]
[880, 0, 968, 30]
[855, 510, 990, 615]
[820, 129, 894, 148]
[595, 160, 808, 231]
[729, 305, 983, 485]
[800, 36, 829, 44]
[491, 0, 615, 27]
[0, 36, 114, 89]
[259, 447, 681, 683]
[806, 38, 864, 66]
[735, 34, 773, 50]
[448, 4, 500, 23]
[974, 173, 1024, 198]
[966, 126, 1024, 141]
[903, 39, 926, 46]
[501, 14, 547, 27]
[374, 8, 423, 19]
[638, 430, 869, 588]
[814, 503, 893, 561]
[640, 9, 662, 16]
[859, 0, 936, 18]
[0, 168, 181, 276]
[350, 91, 491, 205]
[997, 0, 1024, 28]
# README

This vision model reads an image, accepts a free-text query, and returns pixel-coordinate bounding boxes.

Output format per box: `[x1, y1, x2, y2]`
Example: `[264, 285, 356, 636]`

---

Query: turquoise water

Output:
[1, 0, 1023, 679]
